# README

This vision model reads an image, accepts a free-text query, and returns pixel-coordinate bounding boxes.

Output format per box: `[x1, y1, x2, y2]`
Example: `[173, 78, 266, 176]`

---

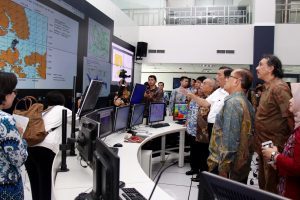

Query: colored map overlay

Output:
[0, 0, 47, 79]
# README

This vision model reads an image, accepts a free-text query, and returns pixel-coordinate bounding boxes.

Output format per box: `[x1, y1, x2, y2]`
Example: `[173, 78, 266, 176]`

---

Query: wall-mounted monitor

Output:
[112, 36, 135, 85]
[1, 0, 79, 89]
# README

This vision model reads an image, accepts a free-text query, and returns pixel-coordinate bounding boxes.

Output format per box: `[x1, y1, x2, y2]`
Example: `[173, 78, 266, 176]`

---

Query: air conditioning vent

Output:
[226, 50, 235, 54]
[157, 50, 165, 53]
[148, 49, 157, 53]
[216, 50, 225, 54]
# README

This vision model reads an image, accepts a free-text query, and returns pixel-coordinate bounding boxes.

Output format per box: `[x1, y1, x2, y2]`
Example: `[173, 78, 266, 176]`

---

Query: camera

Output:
[119, 69, 131, 79]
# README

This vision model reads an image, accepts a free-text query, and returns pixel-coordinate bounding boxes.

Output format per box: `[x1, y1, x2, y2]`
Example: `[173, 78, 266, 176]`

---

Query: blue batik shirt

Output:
[0, 110, 28, 185]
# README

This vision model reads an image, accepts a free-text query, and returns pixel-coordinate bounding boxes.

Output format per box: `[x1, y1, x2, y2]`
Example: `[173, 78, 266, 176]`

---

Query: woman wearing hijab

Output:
[262, 83, 300, 199]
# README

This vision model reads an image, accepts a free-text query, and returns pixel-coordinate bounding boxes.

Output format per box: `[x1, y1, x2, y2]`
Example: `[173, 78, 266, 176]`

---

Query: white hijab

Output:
[291, 83, 300, 129]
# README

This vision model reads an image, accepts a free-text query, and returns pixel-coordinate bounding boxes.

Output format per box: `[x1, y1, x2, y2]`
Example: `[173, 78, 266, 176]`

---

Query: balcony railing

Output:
[276, 2, 300, 23]
[123, 5, 251, 26]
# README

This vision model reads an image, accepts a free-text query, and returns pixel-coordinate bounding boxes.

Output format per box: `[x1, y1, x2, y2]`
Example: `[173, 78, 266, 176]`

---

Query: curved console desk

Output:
[53, 121, 186, 200]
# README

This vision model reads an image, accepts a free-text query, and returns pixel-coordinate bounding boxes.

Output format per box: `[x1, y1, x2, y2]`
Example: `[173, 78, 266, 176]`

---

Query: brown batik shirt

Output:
[255, 78, 294, 154]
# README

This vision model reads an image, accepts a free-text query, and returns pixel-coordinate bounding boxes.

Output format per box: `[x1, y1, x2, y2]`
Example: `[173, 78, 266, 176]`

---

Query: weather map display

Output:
[87, 18, 110, 62]
[0, 0, 79, 89]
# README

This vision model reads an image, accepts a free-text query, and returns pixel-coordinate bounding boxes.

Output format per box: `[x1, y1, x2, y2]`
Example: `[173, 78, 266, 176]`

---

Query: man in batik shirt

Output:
[169, 76, 190, 115]
[207, 69, 255, 183]
[255, 55, 294, 193]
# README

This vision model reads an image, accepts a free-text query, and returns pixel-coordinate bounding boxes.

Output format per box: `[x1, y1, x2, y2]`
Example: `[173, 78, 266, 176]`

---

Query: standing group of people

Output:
[1, 54, 299, 200]
[176, 55, 299, 199]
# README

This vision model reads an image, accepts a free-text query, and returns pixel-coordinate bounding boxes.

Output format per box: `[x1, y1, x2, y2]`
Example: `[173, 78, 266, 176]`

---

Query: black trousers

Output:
[207, 123, 214, 142]
[188, 135, 209, 172]
[25, 146, 55, 200]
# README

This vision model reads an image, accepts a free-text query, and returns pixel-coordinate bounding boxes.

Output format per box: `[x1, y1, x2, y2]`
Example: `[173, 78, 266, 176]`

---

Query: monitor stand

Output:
[127, 129, 137, 136]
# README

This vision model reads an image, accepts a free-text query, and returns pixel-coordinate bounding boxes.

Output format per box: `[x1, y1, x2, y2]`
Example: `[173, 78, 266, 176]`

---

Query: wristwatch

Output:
[270, 151, 279, 162]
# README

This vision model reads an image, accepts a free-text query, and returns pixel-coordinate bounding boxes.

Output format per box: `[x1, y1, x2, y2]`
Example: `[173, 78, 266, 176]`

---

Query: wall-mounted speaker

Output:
[136, 42, 148, 59]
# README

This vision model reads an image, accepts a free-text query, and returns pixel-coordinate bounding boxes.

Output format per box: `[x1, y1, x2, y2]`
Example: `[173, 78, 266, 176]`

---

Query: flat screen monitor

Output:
[130, 83, 146, 105]
[76, 116, 100, 164]
[173, 103, 188, 120]
[130, 103, 145, 127]
[114, 105, 130, 132]
[198, 171, 288, 200]
[77, 80, 102, 118]
[86, 107, 114, 138]
[88, 138, 120, 200]
[148, 103, 165, 124]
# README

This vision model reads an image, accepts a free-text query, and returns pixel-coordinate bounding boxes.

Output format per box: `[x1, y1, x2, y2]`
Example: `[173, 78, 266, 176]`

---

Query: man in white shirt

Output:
[187, 66, 233, 139]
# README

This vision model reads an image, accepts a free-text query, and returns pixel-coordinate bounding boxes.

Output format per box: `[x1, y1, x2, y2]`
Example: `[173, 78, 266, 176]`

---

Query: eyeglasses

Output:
[229, 75, 241, 80]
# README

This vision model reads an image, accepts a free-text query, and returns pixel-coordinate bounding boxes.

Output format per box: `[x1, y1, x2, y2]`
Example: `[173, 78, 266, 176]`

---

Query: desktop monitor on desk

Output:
[86, 138, 120, 200]
[173, 103, 188, 121]
[148, 102, 165, 124]
[198, 171, 288, 200]
[77, 107, 114, 165]
[77, 80, 102, 118]
[114, 105, 130, 132]
[76, 116, 100, 164]
[86, 107, 114, 138]
[128, 103, 145, 134]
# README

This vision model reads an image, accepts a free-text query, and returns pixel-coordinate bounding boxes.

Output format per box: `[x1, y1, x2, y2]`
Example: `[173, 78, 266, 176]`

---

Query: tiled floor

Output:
[151, 153, 259, 200]
[23, 153, 260, 200]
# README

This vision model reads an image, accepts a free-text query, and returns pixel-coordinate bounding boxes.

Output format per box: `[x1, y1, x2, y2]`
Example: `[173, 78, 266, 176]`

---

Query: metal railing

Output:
[276, 2, 300, 23]
[123, 5, 251, 26]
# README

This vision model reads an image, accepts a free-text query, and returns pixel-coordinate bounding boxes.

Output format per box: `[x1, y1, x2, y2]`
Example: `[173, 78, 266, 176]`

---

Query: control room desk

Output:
[53, 122, 186, 200]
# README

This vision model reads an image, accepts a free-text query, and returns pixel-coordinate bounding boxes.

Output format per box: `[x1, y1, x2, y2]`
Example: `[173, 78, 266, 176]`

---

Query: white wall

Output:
[138, 25, 254, 64]
[253, 0, 275, 25]
[167, 0, 195, 7]
[110, 0, 166, 9]
[275, 24, 300, 65]
[86, 0, 139, 46]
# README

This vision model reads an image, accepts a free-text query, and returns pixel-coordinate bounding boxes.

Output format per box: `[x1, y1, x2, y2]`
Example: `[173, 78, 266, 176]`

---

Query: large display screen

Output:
[0, 0, 79, 89]
[112, 43, 133, 83]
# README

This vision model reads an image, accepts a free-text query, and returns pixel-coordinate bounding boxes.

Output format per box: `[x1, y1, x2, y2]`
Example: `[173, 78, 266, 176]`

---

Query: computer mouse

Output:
[113, 143, 123, 147]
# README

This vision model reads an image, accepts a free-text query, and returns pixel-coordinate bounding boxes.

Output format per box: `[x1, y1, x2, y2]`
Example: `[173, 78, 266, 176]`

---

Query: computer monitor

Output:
[114, 105, 130, 132]
[173, 103, 188, 120]
[130, 83, 146, 105]
[76, 116, 100, 164]
[87, 138, 120, 200]
[77, 80, 103, 118]
[130, 103, 145, 128]
[86, 107, 114, 138]
[148, 102, 165, 124]
[198, 171, 288, 200]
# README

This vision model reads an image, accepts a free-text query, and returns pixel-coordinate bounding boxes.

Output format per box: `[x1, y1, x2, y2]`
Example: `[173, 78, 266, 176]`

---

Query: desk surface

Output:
[54, 120, 186, 200]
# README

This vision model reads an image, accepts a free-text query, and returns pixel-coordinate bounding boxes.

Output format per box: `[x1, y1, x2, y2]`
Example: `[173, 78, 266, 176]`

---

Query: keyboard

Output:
[120, 188, 147, 200]
[151, 123, 170, 128]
